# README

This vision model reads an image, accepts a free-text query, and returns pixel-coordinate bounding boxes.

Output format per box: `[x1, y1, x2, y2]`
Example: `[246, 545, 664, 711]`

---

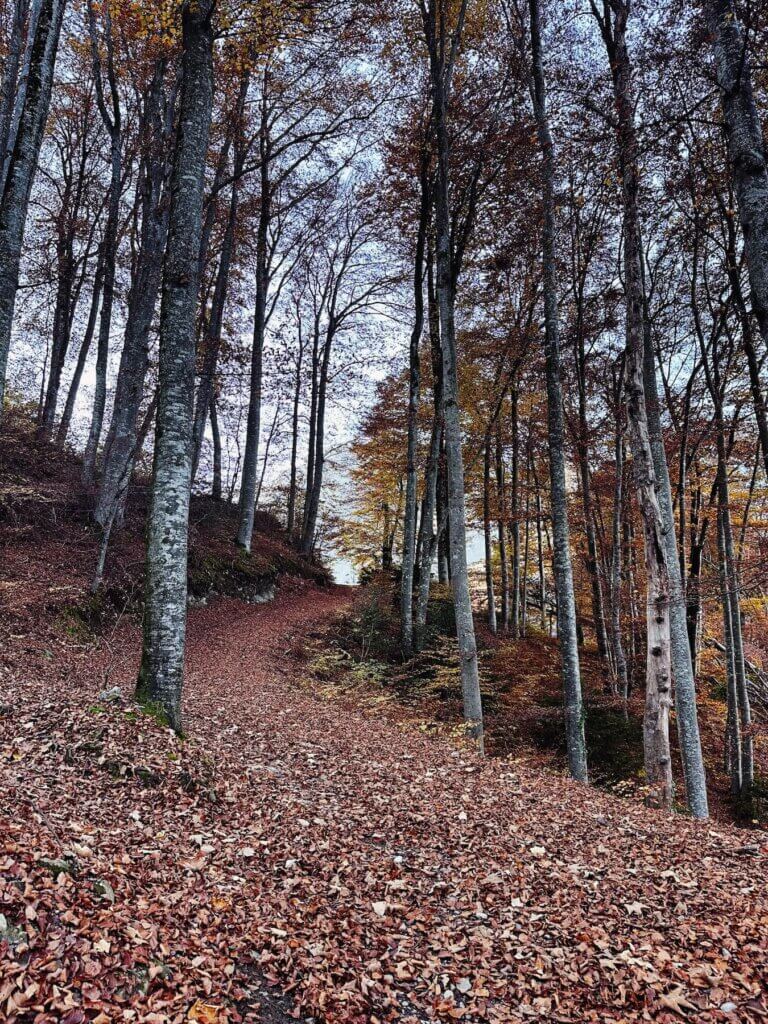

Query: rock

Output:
[93, 879, 115, 904]
[39, 854, 77, 879]
[135, 766, 161, 787]
[98, 686, 123, 703]
[249, 584, 276, 605]
[0, 913, 25, 949]
[720, 1003, 738, 1014]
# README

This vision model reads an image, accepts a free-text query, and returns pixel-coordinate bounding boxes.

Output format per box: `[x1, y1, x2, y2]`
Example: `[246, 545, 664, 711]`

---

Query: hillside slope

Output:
[0, 416, 328, 686]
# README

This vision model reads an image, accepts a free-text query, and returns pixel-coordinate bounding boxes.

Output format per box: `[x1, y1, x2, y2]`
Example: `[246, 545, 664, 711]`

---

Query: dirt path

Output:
[3, 583, 768, 1023]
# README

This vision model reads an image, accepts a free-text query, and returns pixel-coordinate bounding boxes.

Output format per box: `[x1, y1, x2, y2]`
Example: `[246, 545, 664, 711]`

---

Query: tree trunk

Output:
[610, 426, 629, 700]
[483, 438, 497, 633]
[95, 66, 168, 528]
[642, 290, 708, 816]
[613, 21, 672, 809]
[286, 323, 303, 536]
[236, 75, 271, 552]
[210, 394, 222, 500]
[0, 0, 65, 417]
[0, 0, 31, 189]
[716, 435, 754, 791]
[40, 223, 75, 434]
[414, 399, 441, 648]
[509, 388, 521, 637]
[136, 0, 215, 732]
[401, 155, 429, 657]
[495, 422, 510, 631]
[300, 324, 332, 554]
[82, 0, 122, 484]
[708, 0, 768, 482]
[56, 244, 105, 446]
[529, 0, 587, 781]
[520, 440, 531, 638]
[716, 507, 741, 795]
[192, 177, 238, 481]
[424, 0, 484, 752]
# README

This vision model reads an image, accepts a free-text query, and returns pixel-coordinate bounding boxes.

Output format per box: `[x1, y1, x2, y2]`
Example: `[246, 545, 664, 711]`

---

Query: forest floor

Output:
[2, 419, 768, 1023]
[2, 581, 768, 1023]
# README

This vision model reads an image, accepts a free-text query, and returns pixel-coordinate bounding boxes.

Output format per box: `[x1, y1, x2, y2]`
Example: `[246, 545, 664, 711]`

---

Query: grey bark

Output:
[610, 420, 629, 700]
[236, 74, 271, 552]
[642, 283, 709, 816]
[605, 1, 672, 809]
[286, 317, 304, 536]
[495, 422, 510, 631]
[529, 0, 587, 781]
[707, 0, 768, 482]
[96, 66, 169, 527]
[401, 154, 429, 657]
[716, 508, 741, 794]
[0, 0, 31, 188]
[209, 395, 222, 500]
[0, 0, 65, 417]
[82, 0, 122, 484]
[56, 243, 104, 446]
[509, 389, 521, 636]
[483, 439, 497, 632]
[421, 0, 484, 752]
[191, 74, 248, 484]
[136, 0, 215, 731]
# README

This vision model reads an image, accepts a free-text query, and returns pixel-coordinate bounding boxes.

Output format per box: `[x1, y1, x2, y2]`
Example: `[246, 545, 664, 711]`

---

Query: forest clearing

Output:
[2, 0, 768, 1020]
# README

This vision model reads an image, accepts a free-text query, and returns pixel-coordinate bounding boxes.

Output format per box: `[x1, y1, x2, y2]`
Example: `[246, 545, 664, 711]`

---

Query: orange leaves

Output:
[188, 998, 225, 1023]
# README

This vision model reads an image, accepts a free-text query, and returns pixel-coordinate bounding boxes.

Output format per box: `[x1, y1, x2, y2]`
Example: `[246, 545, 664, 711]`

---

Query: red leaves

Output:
[1, 587, 768, 1022]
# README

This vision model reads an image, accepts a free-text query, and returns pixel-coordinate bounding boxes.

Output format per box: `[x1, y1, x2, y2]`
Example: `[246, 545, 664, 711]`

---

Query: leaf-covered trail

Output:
[2, 584, 768, 1023]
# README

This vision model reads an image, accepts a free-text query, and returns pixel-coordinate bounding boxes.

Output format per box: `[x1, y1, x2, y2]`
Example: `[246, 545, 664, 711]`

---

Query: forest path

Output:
[3, 582, 768, 1023]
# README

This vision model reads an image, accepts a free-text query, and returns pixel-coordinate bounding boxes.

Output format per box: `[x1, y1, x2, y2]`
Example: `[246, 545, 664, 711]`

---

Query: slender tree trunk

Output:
[136, 0, 215, 731]
[95, 67, 168, 527]
[483, 438, 497, 633]
[642, 295, 708, 816]
[529, 0, 587, 781]
[286, 328, 303, 536]
[0, 0, 31, 189]
[210, 394, 222, 500]
[595, 0, 707, 814]
[509, 389, 521, 637]
[57, 245, 104, 446]
[414, 346, 443, 649]
[521, 442, 531, 637]
[301, 323, 320, 545]
[401, 157, 429, 656]
[424, 0, 484, 751]
[495, 422, 510, 630]
[715, 502, 741, 794]
[708, 0, 768, 482]
[83, 0, 122, 484]
[610, 427, 629, 700]
[237, 77, 271, 552]
[254, 401, 280, 507]
[0, 0, 65, 417]
[40, 224, 75, 434]
[192, 178, 238, 481]
[532, 457, 547, 632]
[428, 240, 449, 585]
[716, 437, 754, 790]
[300, 325, 332, 554]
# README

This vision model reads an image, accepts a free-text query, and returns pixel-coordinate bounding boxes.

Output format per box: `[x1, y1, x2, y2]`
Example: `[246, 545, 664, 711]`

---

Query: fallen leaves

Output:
[1, 586, 767, 1024]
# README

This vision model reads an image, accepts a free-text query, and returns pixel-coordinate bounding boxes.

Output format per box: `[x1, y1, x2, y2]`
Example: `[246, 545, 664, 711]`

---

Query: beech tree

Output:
[136, 0, 215, 730]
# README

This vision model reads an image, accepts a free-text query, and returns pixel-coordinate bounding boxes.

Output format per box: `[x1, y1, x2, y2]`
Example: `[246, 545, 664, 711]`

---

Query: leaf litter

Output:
[1, 586, 767, 1022]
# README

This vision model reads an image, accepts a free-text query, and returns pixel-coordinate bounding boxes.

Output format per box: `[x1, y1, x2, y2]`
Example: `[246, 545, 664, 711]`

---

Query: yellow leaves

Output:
[188, 1000, 224, 1024]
